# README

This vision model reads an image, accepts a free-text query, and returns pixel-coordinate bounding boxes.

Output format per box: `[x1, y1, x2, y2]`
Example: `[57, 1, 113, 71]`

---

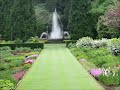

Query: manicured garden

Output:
[0, 44, 42, 89]
[67, 37, 120, 90]
[16, 44, 104, 90]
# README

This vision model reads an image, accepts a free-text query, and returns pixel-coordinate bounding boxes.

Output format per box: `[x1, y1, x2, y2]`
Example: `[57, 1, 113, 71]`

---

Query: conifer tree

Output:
[3, 0, 37, 41]
[68, 0, 94, 40]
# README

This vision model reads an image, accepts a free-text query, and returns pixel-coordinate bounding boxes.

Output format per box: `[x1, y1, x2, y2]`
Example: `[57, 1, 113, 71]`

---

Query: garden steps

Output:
[16, 44, 104, 90]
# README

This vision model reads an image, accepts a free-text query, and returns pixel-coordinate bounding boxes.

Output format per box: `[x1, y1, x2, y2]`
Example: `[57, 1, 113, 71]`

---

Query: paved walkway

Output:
[16, 44, 104, 90]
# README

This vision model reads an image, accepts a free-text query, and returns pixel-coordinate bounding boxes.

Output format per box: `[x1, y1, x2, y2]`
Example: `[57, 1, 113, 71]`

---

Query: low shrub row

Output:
[0, 43, 44, 50]
[76, 37, 120, 56]
[64, 40, 77, 47]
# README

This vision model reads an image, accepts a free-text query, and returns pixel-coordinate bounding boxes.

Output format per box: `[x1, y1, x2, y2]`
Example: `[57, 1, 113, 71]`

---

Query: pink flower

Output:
[13, 71, 25, 81]
[90, 69, 103, 77]
[25, 60, 35, 64]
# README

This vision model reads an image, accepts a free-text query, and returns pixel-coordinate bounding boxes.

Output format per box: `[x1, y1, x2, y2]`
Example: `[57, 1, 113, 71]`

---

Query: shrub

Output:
[9, 59, 23, 68]
[92, 38, 108, 48]
[64, 40, 77, 47]
[0, 79, 15, 90]
[0, 43, 44, 50]
[108, 38, 120, 56]
[0, 47, 12, 59]
[26, 36, 42, 43]
[99, 69, 120, 86]
[0, 63, 9, 71]
[76, 37, 93, 48]
[67, 43, 76, 48]
[22, 64, 31, 70]
[0, 70, 16, 84]
[0, 46, 11, 51]
[14, 38, 23, 43]
[15, 47, 31, 52]
[4, 55, 24, 62]
[33, 48, 41, 52]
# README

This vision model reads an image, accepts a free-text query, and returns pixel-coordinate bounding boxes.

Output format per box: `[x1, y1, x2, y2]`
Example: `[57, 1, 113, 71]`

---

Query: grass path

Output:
[16, 44, 104, 90]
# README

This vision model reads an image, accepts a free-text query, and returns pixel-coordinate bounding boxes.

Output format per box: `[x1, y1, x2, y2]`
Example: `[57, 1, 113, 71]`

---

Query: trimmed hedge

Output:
[0, 43, 44, 50]
[64, 40, 77, 47]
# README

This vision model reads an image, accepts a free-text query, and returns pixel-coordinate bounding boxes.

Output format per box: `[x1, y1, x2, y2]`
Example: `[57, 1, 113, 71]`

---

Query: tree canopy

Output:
[0, 0, 120, 41]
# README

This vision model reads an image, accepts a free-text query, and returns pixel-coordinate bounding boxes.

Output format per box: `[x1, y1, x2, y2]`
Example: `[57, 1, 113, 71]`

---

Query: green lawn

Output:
[16, 44, 104, 90]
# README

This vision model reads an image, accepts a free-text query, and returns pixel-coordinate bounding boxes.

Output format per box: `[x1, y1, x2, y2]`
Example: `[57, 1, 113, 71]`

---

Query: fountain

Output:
[40, 9, 70, 41]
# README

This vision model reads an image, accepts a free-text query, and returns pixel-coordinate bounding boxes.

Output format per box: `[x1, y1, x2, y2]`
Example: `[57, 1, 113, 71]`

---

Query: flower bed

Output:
[0, 46, 41, 90]
[70, 37, 120, 89]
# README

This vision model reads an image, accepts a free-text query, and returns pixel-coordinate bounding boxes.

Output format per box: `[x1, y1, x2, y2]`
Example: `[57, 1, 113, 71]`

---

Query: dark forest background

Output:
[0, 0, 120, 41]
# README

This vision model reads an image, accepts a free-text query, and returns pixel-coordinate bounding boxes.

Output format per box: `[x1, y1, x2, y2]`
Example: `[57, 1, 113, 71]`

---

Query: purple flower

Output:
[90, 69, 103, 77]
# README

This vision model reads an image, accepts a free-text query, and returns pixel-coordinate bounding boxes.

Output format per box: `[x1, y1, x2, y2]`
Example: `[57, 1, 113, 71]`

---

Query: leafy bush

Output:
[15, 47, 31, 52]
[92, 38, 108, 48]
[14, 38, 23, 43]
[0, 46, 11, 51]
[22, 64, 31, 70]
[99, 69, 120, 86]
[67, 43, 76, 49]
[0, 40, 14, 44]
[4, 55, 24, 62]
[108, 38, 120, 56]
[0, 43, 44, 50]
[33, 48, 41, 52]
[0, 63, 9, 71]
[9, 59, 23, 68]
[64, 40, 77, 47]
[0, 79, 14, 90]
[0, 47, 13, 59]
[0, 70, 16, 84]
[26, 36, 41, 43]
[76, 37, 93, 48]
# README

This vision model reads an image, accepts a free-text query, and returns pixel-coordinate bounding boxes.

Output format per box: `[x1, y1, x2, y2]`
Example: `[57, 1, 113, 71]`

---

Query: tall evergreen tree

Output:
[3, 0, 37, 41]
[68, 0, 95, 40]
[0, 0, 14, 40]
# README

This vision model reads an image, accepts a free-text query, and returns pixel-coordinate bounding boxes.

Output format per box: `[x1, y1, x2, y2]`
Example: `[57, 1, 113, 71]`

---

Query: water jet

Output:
[40, 9, 70, 41]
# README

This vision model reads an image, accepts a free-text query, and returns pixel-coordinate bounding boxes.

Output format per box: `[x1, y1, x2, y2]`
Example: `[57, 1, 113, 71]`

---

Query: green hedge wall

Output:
[64, 40, 77, 47]
[0, 43, 44, 50]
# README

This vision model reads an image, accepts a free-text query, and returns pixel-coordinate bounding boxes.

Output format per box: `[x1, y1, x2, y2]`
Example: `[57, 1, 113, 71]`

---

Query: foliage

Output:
[34, 4, 50, 36]
[0, 70, 16, 84]
[0, 79, 14, 90]
[90, 0, 116, 14]
[0, 63, 9, 71]
[64, 40, 77, 47]
[15, 47, 31, 52]
[99, 69, 120, 85]
[22, 64, 31, 70]
[103, 2, 120, 29]
[0, 40, 14, 44]
[0, 47, 12, 58]
[9, 59, 23, 68]
[0, 0, 37, 41]
[70, 45, 120, 86]
[24, 51, 39, 57]
[14, 38, 23, 43]
[92, 38, 108, 48]
[76, 37, 93, 48]
[94, 0, 120, 39]
[0, 43, 44, 49]
[108, 38, 120, 56]
[68, 0, 95, 40]
[67, 43, 76, 49]
[26, 36, 43, 43]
